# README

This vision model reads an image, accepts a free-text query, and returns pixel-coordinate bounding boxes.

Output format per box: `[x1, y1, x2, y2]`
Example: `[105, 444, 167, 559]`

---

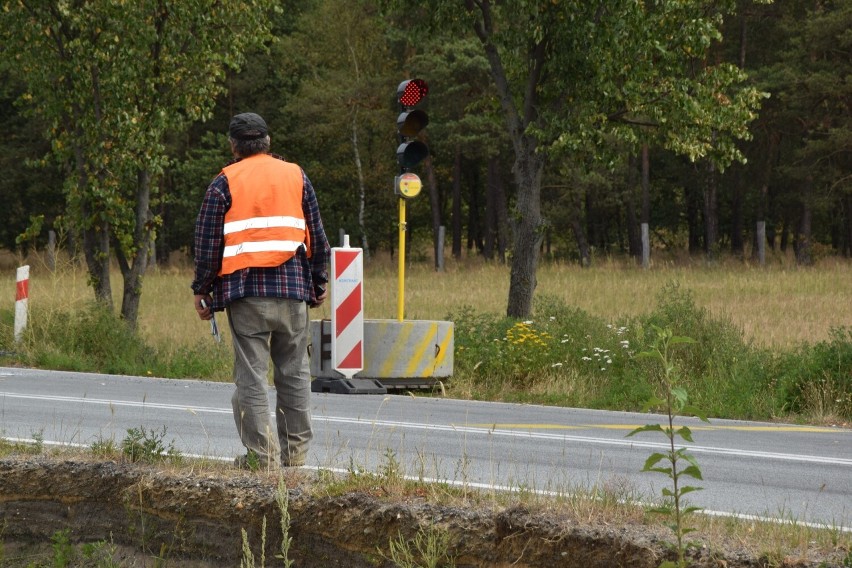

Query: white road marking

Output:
[3, 392, 851, 467]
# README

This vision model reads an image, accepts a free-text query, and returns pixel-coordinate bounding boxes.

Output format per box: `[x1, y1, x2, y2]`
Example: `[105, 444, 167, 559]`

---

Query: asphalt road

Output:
[1, 367, 849, 531]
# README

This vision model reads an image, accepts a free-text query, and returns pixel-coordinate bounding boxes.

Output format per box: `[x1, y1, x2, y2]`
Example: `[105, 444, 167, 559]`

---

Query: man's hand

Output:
[195, 294, 213, 320]
[310, 287, 328, 308]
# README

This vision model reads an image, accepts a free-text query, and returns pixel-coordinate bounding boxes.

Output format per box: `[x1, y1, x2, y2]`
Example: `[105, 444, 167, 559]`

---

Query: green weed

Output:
[627, 325, 708, 568]
[121, 426, 182, 465]
[776, 326, 852, 421]
[239, 477, 294, 568]
[51, 528, 75, 567]
[382, 523, 455, 568]
[90, 437, 120, 459]
[81, 536, 121, 568]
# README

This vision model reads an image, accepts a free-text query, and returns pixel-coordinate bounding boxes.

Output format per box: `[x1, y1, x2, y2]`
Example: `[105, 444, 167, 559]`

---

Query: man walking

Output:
[192, 112, 330, 471]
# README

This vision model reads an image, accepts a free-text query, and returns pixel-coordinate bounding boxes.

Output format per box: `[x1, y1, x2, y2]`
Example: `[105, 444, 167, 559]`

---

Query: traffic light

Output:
[396, 79, 429, 172]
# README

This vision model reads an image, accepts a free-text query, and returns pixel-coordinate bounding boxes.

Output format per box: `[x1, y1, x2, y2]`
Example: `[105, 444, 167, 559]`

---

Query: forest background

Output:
[0, 1, 849, 424]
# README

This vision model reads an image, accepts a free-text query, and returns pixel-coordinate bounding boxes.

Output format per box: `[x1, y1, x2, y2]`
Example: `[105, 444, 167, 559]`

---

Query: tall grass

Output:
[0, 251, 849, 422]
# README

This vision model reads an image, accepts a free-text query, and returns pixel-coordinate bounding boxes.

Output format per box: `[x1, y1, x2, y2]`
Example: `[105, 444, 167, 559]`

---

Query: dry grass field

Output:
[1, 249, 850, 354]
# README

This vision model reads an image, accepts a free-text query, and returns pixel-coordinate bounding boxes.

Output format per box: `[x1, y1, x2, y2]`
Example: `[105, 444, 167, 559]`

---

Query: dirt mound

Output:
[0, 457, 843, 567]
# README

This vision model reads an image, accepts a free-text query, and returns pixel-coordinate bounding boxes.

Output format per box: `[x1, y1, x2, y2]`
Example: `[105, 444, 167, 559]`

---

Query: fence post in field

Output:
[641, 223, 650, 269]
[756, 221, 766, 266]
[14, 265, 29, 342]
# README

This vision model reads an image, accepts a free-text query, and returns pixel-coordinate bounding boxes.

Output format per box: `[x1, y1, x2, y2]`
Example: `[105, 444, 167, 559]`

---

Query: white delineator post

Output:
[330, 235, 364, 378]
[14, 265, 30, 342]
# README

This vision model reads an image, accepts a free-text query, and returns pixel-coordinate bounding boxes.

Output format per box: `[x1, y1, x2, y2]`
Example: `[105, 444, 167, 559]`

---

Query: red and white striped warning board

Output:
[14, 265, 29, 342]
[330, 241, 363, 378]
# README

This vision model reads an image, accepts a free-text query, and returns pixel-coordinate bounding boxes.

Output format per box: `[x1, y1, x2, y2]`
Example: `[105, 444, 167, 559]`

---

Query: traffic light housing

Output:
[396, 79, 429, 172]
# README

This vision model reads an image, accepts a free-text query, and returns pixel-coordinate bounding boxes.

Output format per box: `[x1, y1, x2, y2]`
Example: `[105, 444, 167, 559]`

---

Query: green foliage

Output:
[90, 437, 120, 460]
[50, 529, 75, 568]
[627, 326, 707, 568]
[121, 426, 181, 465]
[380, 448, 404, 484]
[451, 283, 851, 423]
[451, 296, 623, 397]
[631, 281, 776, 418]
[18, 303, 154, 375]
[8, 302, 231, 381]
[383, 524, 455, 568]
[81, 538, 121, 568]
[775, 327, 852, 420]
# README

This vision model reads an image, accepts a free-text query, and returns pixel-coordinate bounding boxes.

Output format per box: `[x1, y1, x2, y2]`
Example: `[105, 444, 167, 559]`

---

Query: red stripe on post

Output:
[337, 340, 363, 369]
[16, 279, 28, 302]
[334, 283, 362, 336]
[334, 250, 360, 279]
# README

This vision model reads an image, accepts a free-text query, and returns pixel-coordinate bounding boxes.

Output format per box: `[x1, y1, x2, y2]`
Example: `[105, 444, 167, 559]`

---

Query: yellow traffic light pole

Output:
[395, 173, 421, 322]
[398, 197, 406, 322]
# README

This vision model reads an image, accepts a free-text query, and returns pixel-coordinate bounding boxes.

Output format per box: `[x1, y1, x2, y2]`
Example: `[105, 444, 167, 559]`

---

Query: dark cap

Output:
[229, 112, 268, 140]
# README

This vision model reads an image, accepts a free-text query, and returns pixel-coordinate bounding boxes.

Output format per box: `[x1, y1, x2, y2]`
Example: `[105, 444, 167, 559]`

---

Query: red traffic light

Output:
[397, 79, 428, 108]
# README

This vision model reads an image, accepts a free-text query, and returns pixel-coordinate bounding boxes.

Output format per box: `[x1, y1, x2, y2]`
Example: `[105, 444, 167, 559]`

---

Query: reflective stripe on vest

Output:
[223, 215, 306, 235]
[219, 155, 308, 276]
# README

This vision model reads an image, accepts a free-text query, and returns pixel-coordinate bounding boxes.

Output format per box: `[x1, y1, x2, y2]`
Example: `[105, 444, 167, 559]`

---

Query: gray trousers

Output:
[226, 296, 312, 467]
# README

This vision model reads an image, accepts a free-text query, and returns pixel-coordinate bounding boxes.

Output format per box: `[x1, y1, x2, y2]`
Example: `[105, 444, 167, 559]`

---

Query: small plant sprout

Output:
[626, 325, 709, 568]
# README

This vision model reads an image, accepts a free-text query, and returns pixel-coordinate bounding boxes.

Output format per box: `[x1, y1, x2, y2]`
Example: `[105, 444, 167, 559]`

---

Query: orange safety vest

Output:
[218, 154, 311, 276]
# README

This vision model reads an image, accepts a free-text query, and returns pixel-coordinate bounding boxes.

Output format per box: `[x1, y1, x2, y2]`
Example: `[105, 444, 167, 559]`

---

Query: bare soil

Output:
[0, 456, 846, 567]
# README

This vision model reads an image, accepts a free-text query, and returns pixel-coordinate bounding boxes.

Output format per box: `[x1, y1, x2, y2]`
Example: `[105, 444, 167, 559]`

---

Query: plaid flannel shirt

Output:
[191, 154, 330, 311]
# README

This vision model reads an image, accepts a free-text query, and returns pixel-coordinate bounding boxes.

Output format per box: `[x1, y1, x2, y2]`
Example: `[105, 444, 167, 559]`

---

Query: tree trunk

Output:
[795, 177, 814, 266]
[494, 158, 509, 264]
[703, 159, 719, 261]
[752, 131, 779, 262]
[641, 144, 651, 268]
[625, 154, 641, 259]
[507, 145, 545, 317]
[467, 0, 546, 318]
[425, 156, 442, 270]
[466, 160, 483, 254]
[82, 214, 112, 307]
[76, 165, 112, 307]
[569, 190, 591, 268]
[730, 167, 745, 258]
[451, 146, 462, 260]
[350, 108, 370, 259]
[117, 168, 153, 330]
[585, 185, 607, 253]
[780, 214, 790, 253]
[483, 157, 497, 260]
[844, 194, 852, 257]
[685, 171, 702, 254]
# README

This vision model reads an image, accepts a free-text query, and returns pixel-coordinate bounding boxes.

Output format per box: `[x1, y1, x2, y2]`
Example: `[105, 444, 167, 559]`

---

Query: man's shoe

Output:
[234, 452, 259, 470]
[281, 455, 306, 468]
[234, 451, 279, 472]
